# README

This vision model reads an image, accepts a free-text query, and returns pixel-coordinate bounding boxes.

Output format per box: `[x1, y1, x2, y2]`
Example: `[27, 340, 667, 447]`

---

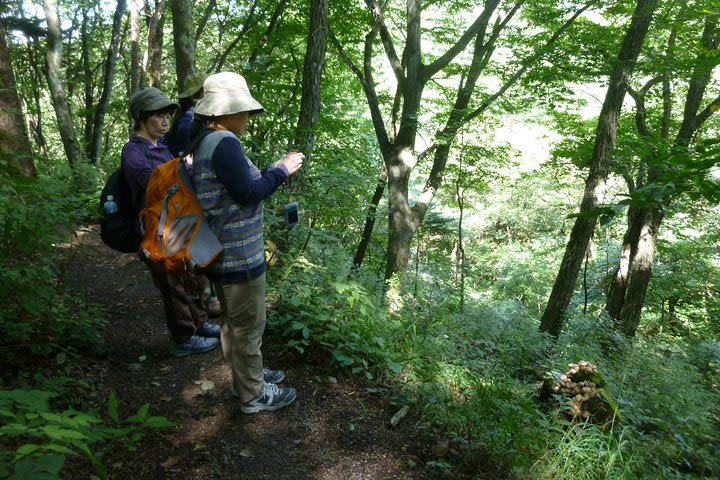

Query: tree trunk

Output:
[0, 21, 36, 176]
[89, 0, 126, 165]
[605, 203, 643, 318]
[619, 206, 663, 336]
[81, 8, 93, 153]
[130, 0, 141, 94]
[611, 13, 718, 336]
[456, 174, 466, 311]
[195, 0, 216, 47]
[385, 148, 418, 280]
[141, 0, 165, 88]
[292, 0, 327, 172]
[171, 0, 195, 92]
[29, 37, 48, 158]
[148, 0, 166, 88]
[353, 163, 387, 269]
[43, 0, 82, 167]
[539, 0, 657, 337]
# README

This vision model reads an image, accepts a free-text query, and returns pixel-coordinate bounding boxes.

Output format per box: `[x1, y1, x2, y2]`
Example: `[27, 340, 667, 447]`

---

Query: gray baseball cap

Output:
[129, 87, 179, 120]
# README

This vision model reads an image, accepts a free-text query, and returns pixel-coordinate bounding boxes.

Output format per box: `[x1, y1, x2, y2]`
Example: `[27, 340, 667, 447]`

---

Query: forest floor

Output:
[63, 225, 442, 480]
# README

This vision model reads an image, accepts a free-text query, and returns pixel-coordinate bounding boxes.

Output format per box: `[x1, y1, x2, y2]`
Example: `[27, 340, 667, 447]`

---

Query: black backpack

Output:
[99, 162, 137, 253]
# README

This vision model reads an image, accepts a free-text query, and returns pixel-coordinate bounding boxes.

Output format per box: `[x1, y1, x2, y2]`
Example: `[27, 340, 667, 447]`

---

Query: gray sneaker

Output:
[231, 369, 286, 397]
[241, 382, 297, 414]
[262, 368, 285, 384]
[172, 335, 219, 357]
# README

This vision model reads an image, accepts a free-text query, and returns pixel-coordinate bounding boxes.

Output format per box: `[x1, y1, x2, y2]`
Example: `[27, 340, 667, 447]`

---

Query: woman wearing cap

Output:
[123, 86, 221, 357]
[189, 72, 303, 413]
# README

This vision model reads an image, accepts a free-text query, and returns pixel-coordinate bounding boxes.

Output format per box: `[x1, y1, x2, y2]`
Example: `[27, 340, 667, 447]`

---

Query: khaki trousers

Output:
[218, 274, 266, 403]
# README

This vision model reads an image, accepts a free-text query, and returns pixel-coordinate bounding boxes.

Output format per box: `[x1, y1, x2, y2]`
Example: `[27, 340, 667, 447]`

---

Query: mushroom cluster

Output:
[552, 361, 600, 418]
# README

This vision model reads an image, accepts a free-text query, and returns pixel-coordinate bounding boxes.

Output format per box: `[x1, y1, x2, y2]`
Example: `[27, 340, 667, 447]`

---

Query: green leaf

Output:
[55, 353, 66, 366]
[143, 416, 174, 428]
[1, 424, 28, 435]
[14, 443, 41, 458]
[333, 351, 354, 366]
[13, 454, 64, 479]
[126, 403, 150, 423]
[108, 392, 119, 423]
[41, 425, 87, 441]
[387, 360, 402, 374]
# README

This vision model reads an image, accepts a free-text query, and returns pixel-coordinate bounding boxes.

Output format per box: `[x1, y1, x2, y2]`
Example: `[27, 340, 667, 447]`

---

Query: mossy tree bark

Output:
[0, 21, 36, 176]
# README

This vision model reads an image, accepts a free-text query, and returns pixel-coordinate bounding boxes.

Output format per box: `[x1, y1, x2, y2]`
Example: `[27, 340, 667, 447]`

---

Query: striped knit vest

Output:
[192, 130, 265, 278]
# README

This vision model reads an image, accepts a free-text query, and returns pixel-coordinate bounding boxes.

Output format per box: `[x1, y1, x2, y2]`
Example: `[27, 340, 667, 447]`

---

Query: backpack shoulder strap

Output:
[193, 130, 236, 160]
[190, 130, 237, 235]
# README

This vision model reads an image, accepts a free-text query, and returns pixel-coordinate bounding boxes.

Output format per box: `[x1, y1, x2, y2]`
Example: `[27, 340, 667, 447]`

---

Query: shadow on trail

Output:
[66, 225, 429, 480]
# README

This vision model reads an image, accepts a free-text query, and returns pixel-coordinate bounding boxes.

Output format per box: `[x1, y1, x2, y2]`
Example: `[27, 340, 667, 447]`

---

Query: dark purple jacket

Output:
[120, 136, 173, 231]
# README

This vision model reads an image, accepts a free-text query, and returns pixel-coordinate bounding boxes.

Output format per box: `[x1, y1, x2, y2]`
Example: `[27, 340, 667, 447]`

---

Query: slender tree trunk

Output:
[539, 0, 657, 336]
[247, 0, 288, 66]
[43, 0, 82, 167]
[81, 8, 93, 152]
[29, 37, 48, 158]
[147, 0, 166, 88]
[0, 21, 36, 176]
[140, 0, 165, 88]
[89, 0, 126, 165]
[130, 0, 141, 94]
[292, 0, 327, 172]
[353, 163, 387, 268]
[195, 0, 216, 47]
[171, 0, 195, 92]
[456, 176, 466, 311]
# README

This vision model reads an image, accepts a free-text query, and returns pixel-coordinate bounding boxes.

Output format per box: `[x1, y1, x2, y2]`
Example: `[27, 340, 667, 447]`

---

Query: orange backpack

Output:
[138, 132, 233, 274]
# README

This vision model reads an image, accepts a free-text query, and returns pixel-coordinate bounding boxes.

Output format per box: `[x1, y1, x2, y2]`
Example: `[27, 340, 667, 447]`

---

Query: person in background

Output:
[164, 71, 206, 157]
[122, 86, 221, 357]
[163, 72, 223, 317]
[190, 72, 304, 413]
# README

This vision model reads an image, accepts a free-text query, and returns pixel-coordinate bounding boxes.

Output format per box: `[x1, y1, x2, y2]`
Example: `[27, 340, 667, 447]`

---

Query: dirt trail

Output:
[66, 226, 429, 480]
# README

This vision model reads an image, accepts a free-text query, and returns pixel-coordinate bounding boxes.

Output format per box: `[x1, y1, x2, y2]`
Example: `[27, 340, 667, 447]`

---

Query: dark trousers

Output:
[145, 259, 209, 343]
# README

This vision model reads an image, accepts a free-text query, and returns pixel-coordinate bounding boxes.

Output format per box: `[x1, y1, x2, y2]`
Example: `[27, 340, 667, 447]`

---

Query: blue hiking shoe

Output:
[172, 335, 219, 357]
[197, 322, 221, 338]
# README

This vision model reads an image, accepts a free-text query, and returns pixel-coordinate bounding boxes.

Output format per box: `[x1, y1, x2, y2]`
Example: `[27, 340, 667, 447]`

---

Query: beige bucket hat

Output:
[194, 72, 265, 117]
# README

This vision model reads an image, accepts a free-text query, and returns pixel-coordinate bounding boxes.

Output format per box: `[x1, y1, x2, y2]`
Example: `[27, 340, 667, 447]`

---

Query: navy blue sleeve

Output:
[213, 137, 289, 205]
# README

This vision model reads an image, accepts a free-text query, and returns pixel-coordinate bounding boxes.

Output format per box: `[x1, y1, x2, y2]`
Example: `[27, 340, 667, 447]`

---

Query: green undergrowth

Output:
[0, 168, 172, 479]
[267, 253, 401, 379]
[267, 244, 720, 478]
